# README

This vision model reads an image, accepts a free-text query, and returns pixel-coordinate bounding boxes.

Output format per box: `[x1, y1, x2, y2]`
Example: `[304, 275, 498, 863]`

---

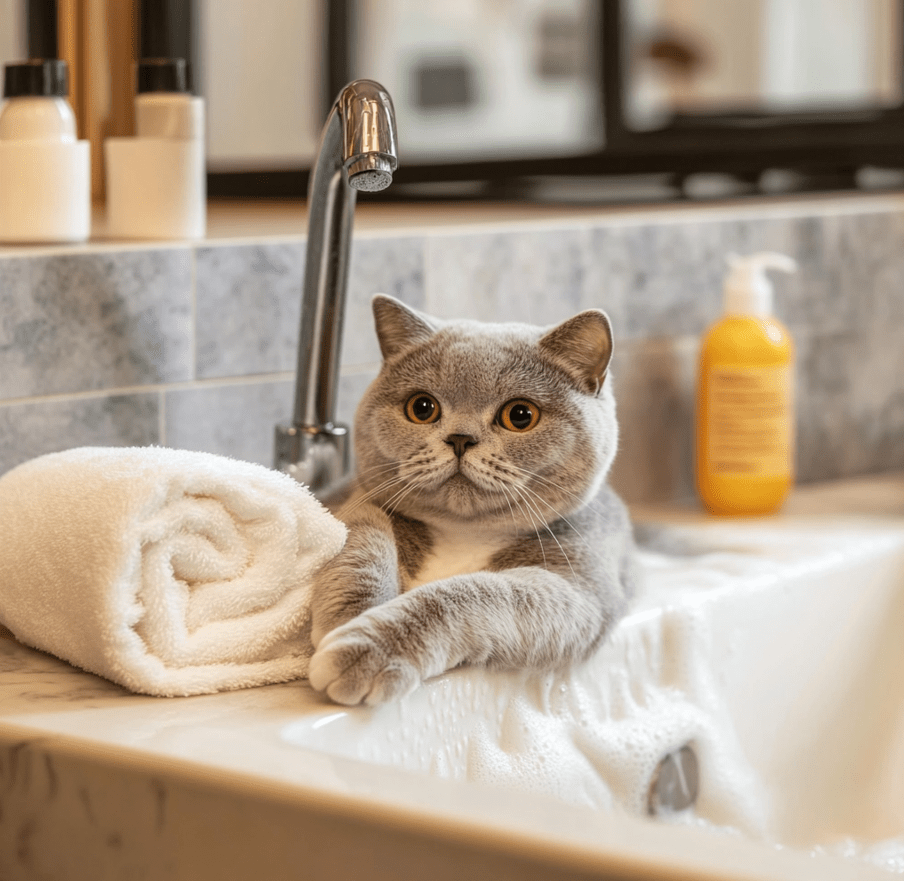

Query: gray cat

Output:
[308, 294, 637, 705]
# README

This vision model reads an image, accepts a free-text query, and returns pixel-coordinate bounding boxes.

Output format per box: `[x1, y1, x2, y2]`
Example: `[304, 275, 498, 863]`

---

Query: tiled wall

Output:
[1, 201, 903, 504]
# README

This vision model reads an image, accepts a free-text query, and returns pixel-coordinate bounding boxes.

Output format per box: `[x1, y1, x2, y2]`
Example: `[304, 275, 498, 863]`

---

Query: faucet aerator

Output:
[347, 154, 395, 192]
[349, 169, 392, 193]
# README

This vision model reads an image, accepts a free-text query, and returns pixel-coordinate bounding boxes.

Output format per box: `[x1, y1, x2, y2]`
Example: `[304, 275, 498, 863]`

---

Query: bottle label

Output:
[706, 365, 793, 476]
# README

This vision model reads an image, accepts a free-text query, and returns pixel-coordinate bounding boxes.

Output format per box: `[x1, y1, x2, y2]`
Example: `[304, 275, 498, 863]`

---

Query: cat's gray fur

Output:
[308, 294, 637, 705]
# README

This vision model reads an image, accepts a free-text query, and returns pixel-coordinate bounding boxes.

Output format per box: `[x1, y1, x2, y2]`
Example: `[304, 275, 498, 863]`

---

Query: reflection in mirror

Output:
[198, 0, 606, 171]
[626, 0, 902, 130]
[344, 0, 604, 164]
[196, 0, 904, 201]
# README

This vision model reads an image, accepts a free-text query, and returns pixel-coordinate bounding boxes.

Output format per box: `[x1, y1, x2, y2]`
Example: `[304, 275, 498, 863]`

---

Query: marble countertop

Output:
[0, 190, 902, 257]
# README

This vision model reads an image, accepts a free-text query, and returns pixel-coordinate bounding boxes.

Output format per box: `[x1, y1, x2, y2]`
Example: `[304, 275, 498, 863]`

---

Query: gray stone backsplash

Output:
[0, 250, 192, 398]
[1, 199, 902, 504]
[195, 244, 303, 379]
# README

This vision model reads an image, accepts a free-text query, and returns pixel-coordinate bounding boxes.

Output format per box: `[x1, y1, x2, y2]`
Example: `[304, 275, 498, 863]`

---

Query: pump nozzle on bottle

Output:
[724, 252, 797, 317]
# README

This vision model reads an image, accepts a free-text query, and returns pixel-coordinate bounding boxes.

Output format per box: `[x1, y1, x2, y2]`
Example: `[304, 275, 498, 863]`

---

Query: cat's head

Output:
[353, 295, 619, 528]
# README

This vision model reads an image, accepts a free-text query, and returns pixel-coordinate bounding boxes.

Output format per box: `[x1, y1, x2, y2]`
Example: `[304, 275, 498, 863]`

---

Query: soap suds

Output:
[291, 524, 904, 875]
[812, 837, 904, 874]
[457, 606, 770, 837]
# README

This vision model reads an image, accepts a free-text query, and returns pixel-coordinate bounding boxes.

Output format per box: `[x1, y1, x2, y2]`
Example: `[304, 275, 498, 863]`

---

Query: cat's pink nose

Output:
[445, 434, 478, 458]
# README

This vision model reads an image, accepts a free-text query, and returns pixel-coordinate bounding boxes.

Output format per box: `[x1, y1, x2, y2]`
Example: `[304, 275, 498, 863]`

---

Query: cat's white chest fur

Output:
[406, 521, 512, 591]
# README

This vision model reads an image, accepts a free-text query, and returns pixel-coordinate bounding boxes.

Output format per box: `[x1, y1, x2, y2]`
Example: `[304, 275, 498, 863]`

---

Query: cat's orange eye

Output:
[498, 399, 540, 432]
[405, 393, 441, 424]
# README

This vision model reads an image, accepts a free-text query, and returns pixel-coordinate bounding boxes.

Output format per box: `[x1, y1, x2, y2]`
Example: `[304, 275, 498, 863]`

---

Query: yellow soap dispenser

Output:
[696, 252, 797, 515]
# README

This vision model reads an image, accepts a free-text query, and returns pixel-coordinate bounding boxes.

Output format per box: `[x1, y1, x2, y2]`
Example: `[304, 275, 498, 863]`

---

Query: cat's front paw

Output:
[308, 616, 423, 706]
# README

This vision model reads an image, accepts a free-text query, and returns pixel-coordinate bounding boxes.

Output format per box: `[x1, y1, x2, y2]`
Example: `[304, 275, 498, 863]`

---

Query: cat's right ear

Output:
[372, 294, 437, 360]
[538, 309, 614, 395]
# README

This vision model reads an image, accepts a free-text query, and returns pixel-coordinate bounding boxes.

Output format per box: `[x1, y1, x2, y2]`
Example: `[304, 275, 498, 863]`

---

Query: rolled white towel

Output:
[0, 446, 347, 696]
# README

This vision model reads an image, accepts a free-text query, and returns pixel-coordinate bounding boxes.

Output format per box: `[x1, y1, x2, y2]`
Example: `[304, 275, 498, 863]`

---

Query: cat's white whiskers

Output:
[517, 481, 595, 563]
[506, 483, 551, 572]
[501, 462, 599, 557]
[354, 460, 403, 478]
[384, 472, 431, 516]
[355, 456, 435, 489]
[353, 444, 466, 518]
[346, 472, 405, 504]
[342, 472, 414, 516]
[496, 482, 521, 533]
[483, 464, 541, 529]
[499, 459, 590, 508]
[495, 480, 529, 533]
[510, 483, 580, 582]
[372, 456, 445, 515]
[357, 448, 435, 478]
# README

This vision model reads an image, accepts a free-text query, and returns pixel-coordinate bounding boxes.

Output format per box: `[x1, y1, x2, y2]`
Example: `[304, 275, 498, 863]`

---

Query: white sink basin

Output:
[281, 513, 904, 872]
[1, 474, 903, 880]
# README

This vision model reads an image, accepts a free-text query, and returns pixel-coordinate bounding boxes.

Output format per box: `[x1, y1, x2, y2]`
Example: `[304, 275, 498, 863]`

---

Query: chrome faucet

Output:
[275, 80, 398, 495]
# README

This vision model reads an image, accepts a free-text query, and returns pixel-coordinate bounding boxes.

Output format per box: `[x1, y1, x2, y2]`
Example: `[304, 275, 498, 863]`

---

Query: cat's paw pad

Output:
[308, 623, 421, 706]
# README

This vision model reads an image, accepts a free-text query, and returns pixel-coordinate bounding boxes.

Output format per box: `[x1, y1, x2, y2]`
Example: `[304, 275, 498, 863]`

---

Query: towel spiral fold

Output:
[0, 446, 346, 696]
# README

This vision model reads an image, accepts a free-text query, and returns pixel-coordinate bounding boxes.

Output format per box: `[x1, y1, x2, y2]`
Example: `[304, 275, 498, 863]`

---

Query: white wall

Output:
[200, 0, 321, 171]
[0, 0, 25, 69]
[762, 0, 899, 108]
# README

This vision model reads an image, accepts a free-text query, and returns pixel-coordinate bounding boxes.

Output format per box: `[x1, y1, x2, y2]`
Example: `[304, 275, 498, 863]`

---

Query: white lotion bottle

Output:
[105, 57, 206, 240]
[134, 57, 204, 140]
[0, 59, 90, 243]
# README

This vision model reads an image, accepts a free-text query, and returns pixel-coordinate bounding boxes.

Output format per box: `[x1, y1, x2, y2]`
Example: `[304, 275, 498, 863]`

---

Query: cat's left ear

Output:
[538, 310, 614, 395]
[372, 294, 438, 360]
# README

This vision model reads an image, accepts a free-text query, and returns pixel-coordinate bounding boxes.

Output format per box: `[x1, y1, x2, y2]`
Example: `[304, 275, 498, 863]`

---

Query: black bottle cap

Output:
[3, 59, 69, 98]
[136, 57, 190, 94]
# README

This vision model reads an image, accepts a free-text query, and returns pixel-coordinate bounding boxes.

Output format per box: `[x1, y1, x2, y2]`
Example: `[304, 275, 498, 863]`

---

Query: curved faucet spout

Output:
[341, 80, 398, 192]
[275, 80, 398, 495]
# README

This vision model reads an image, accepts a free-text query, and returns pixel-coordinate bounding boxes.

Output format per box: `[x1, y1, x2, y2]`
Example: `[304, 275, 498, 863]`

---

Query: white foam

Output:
[453, 604, 771, 837]
[812, 837, 904, 874]
[289, 522, 904, 876]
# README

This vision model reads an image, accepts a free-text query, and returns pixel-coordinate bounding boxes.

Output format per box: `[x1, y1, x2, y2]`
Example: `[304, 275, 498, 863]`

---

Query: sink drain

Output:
[648, 744, 699, 815]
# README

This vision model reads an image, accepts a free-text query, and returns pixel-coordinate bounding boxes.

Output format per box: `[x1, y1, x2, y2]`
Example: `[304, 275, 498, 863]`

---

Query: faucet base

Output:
[275, 423, 350, 498]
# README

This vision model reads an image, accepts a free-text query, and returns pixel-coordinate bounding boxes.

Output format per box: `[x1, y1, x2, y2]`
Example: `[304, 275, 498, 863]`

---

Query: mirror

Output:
[624, 0, 903, 130]
[346, 0, 603, 163]
[199, 0, 605, 170]
[10, 0, 898, 198]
